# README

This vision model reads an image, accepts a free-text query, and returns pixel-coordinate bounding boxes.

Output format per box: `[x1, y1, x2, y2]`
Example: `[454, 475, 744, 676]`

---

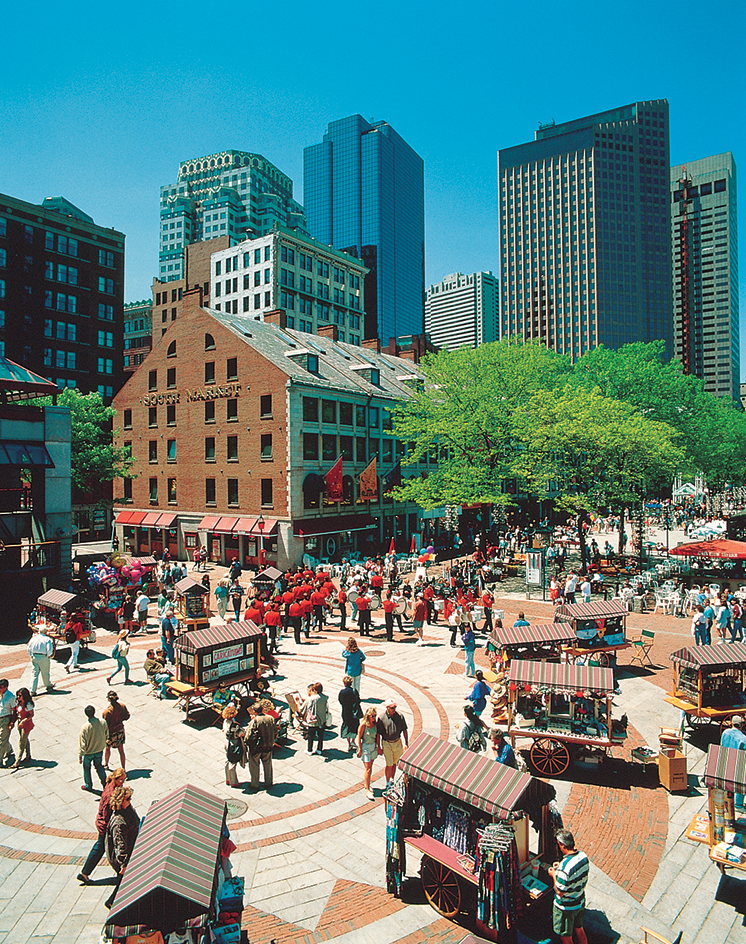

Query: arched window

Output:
[167, 340, 176, 358]
[342, 475, 354, 506]
[204, 333, 215, 351]
[303, 473, 321, 509]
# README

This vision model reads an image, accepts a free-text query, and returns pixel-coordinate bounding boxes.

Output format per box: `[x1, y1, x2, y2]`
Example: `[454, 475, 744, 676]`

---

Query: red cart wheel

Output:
[530, 738, 571, 777]
[421, 856, 461, 918]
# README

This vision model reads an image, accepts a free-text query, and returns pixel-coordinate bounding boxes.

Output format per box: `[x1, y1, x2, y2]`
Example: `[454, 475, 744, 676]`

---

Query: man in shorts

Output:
[548, 828, 589, 944]
[376, 700, 408, 784]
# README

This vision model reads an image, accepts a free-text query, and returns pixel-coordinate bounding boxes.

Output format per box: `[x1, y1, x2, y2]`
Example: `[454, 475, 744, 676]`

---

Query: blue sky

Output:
[2, 0, 744, 369]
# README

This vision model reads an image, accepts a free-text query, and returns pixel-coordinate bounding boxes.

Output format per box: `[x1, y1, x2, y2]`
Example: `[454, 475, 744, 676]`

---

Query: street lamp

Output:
[257, 514, 266, 567]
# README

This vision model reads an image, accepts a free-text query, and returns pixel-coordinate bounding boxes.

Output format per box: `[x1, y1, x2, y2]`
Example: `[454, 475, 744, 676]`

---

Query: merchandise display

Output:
[666, 644, 746, 728]
[554, 599, 630, 667]
[686, 744, 746, 875]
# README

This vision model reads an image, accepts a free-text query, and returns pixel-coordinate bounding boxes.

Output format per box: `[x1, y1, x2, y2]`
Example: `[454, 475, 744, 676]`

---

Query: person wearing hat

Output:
[102, 690, 130, 771]
[27, 626, 55, 695]
[491, 728, 517, 768]
[376, 700, 408, 784]
[721, 716, 746, 811]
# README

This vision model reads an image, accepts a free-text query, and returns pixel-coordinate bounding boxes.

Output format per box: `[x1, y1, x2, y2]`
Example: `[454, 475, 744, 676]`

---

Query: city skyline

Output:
[1, 0, 743, 371]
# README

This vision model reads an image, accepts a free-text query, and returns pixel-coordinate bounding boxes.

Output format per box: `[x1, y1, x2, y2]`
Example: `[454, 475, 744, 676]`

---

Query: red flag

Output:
[359, 457, 378, 501]
[324, 456, 343, 502]
[389, 537, 395, 554]
[410, 535, 417, 553]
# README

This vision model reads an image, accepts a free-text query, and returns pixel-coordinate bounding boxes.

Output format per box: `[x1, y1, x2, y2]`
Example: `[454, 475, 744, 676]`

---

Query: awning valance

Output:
[492, 622, 575, 649]
[670, 642, 746, 671]
[555, 600, 627, 621]
[294, 514, 375, 537]
[670, 539, 746, 560]
[509, 659, 616, 694]
[398, 732, 554, 818]
[176, 620, 263, 653]
[705, 744, 746, 793]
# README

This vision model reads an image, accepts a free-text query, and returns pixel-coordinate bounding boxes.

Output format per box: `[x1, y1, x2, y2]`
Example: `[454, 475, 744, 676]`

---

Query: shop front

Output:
[199, 514, 278, 569]
[114, 510, 178, 559]
[293, 513, 378, 562]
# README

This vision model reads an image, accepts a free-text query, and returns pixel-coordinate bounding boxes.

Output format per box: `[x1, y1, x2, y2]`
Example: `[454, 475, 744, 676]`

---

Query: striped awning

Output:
[555, 600, 627, 621]
[115, 510, 146, 526]
[670, 642, 746, 671]
[156, 513, 177, 528]
[176, 620, 263, 653]
[107, 784, 225, 930]
[398, 732, 554, 818]
[141, 512, 162, 527]
[37, 589, 79, 611]
[704, 744, 746, 793]
[492, 622, 575, 649]
[175, 576, 209, 595]
[509, 659, 616, 693]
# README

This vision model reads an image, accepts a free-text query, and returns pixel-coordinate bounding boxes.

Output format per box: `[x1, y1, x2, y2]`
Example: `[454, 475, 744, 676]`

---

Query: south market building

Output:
[111, 287, 433, 569]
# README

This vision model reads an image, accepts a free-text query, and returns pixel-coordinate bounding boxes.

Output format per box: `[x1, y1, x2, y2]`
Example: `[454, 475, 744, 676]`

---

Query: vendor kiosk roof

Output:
[175, 576, 209, 595]
[107, 783, 226, 931]
[555, 599, 627, 620]
[254, 566, 283, 583]
[37, 589, 79, 611]
[671, 643, 746, 672]
[176, 619, 262, 653]
[508, 659, 616, 694]
[705, 743, 746, 794]
[492, 622, 574, 650]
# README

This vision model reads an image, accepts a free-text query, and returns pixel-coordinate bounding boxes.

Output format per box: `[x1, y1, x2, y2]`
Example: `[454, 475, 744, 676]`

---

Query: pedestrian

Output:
[412, 595, 427, 645]
[491, 728, 517, 768]
[222, 706, 245, 787]
[721, 716, 746, 811]
[192, 546, 201, 570]
[311, 586, 326, 632]
[383, 592, 396, 641]
[245, 701, 275, 789]
[337, 587, 347, 634]
[228, 557, 242, 582]
[264, 602, 282, 653]
[731, 599, 744, 643]
[104, 785, 140, 909]
[548, 828, 590, 944]
[580, 578, 592, 603]
[301, 593, 313, 638]
[356, 590, 372, 636]
[135, 589, 150, 632]
[27, 627, 55, 695]
[449, 605, 462, 647]
[564, 572, 577, 605]
[0, 679, 16, 768]
[102, 690, 130, 771]
[461, 624, 477, 677]
[466, 670, 491, 715]
[300, 682, 329, 756]
[77, 767, 127, 885]
[160, 607, 177, 662]
[156, 585, 171, 618]
[79, 705, 108, 791]
[10, 688, 34, 768]
[376, 700, 409, 785]
[715, 600, 731, 644]
[118, 593, 137, 635]
[143, 648, 172, 699]
[691, 605, 709, 646]
[338, 675, 362, 752]
[342, 637, 366, 693]
[107, 630, 131, 685]
[512, 610, 530, 629]
[357, 707, 379, 801]
[230, 580, 244, 620]
[214, 578, 230, 619]
[289, 598, 303, 645]
[457, 705, 488, 752]
[64, 610, 87, 674]
[200, 546, 208, 570]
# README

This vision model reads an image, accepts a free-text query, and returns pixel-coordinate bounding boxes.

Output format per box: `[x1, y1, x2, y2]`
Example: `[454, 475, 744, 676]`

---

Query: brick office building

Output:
[112, 288, 428, 569]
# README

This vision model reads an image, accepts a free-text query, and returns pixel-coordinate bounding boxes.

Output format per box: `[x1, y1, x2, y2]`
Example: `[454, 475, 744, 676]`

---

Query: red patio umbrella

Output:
[669, 538, 746, 560]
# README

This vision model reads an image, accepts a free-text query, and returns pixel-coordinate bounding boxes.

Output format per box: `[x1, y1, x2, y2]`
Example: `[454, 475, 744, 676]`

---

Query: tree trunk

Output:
[577, 511, 588, 573]
[618, 506, 626, 559]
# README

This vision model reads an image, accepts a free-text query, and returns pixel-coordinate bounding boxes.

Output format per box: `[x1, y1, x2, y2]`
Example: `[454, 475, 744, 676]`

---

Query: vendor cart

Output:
[684, 744, 746, 874]
[664, 643, 746, 731]
[489, 622, 575, 670]
[31, 589, 95, 656]
[171, 620, 270, 720]
[506, 660, 627, 777]
[555, 599, 630, 668]
[387, 732, 557, 942]
[175, 575, 211, 631]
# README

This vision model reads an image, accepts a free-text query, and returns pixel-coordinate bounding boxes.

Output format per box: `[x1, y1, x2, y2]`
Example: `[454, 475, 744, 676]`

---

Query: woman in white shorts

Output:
[356, 707, 379, 801]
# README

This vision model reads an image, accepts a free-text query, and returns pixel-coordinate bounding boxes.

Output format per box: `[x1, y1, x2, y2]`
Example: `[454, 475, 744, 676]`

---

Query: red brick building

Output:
[112, 288, 429, 569]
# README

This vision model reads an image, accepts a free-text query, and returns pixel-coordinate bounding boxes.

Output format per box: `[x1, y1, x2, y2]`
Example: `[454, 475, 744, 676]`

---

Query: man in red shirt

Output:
[264, 603, 282, 653]
[300, 596, 313, 639]
[481, 589, 494, 633]
[337, 587, 347, 634]
[412, 596, 428, 645]
[244, 601, 263, 626]
[289, 600, 303, 645]
[423, 584, 435, 624]
[311, 587, 326, 632]
[370, 570, 384, 593]
[282, 588, 295, 634]
[356, 590, 372, 636]
[382, 593, 396, 641]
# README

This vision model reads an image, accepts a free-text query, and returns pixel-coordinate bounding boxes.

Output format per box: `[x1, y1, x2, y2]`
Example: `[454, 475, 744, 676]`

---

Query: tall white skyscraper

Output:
[425, 272, 498, 351]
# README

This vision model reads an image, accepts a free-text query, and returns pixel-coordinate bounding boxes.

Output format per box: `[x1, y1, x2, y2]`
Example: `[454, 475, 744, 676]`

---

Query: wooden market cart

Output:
[31, 589, 95, 656]
[506, 660, 628, 777]
[489, 622, 575, 671]
[664, 642, 746, 731]
[684, 744, 746, 874]
[555, 599, 631, 668]
[387, 732, 557, 942]
[169, 620, 269, 720]
[174, 575, 211, 632]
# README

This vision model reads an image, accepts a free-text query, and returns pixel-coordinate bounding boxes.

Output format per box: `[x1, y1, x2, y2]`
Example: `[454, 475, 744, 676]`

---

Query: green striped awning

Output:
[670, 642, 746, 671]
[555, 599, 627, 621]
[107, 784, 226, 930]
[705, 744, 746, 793]
[176, 620, 263, 653]
[492, 622, 575, 649]
[509, 659, 616, 693]
[398, 732, 554, 818]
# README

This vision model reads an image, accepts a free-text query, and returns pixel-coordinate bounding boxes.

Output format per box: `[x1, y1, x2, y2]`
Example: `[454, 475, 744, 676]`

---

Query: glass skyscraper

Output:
[498, 101, 673, 359]
[303, 115, 425, 343]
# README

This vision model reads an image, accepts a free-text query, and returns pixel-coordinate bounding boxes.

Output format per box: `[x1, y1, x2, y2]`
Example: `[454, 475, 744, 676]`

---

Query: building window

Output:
[167, 340, 176, 357]
[123, 478, 132, 501]
[205, 478, 216, 506]
[149, 441, 158, 463]
[149, 478, 158, 504]
[340, 402, 353, 426]
[167, 439, 176, 462]
[303, 433, 318, 461]
[355, 405, 366, 427]
[205, 361, 215, 383]
[261, 434, 272, 459]
[97, 357, 113, 374]
[322, 434, 336, 461]
[260, 394, 272, 418]
[148, 407, 157, 428]
[205, 437, 216, 461]
[123, 409, 132, 429]
[98, 249, 115, 267]
[227, 478, 239, 506]
[303, 397, 318, 422]
[205, 333, 215, 350]
[356, 438, 367, 463]
[205, 401, 215, 423]
[167, 404, 176, 426]
[226, 357, 237, 380]
[368, 406, 379, 428]
[322, 400, 337, 424]
[261, 478, 273, 507]
[167, 478, 177, 504]
[149, 370, 157, 391]
[227, 436, 238, 461]
[98, 277, 114, 294]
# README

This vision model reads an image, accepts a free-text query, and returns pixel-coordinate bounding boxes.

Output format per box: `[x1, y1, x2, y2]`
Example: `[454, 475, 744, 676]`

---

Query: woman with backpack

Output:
[457, 705, 487, 753]
[222, 705, 245, 786]
[107, 631, 131, 685]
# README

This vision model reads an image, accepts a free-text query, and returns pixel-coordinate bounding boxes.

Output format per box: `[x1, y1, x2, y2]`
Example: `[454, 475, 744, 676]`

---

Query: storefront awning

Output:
[705, 744, 746, 794]
[198, 515, 278, 537]
[509, 659, 616, 694]
[37, 589, 80, 611]
[233, 516, 257, 534]
[141, 512, 162, 527]
[212, 516, 240, 534]
[670, 642, 746, 672]
[555, 600, 627, 621]
[398, 732, 554, 818]
[155, 512, 177, 528]
[176, 620, 263, 653]
[0, 442, 55, 467]
[253, 517, 278, 536]
[115, 510, 147, 526]
[107, 784, 226, 931]
[198, 515, 221, 531]
[294, 514, 375, 538]
[492, 622, 575, 649]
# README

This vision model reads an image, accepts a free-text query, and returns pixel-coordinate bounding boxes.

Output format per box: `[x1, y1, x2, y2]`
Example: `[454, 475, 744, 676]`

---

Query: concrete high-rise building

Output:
[425, 272, 499, 351]
[670, 153, 739, 401]
[0, 193, 125, 401]
[158, 151, 307, 283]
[304, 115, 425, 344]
[498, 101, 673, 359]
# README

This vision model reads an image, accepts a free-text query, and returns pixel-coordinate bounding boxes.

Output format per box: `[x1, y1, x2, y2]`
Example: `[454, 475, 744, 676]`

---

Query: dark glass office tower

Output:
[304, 115, 425, 343]
[498, 100, 673, 359]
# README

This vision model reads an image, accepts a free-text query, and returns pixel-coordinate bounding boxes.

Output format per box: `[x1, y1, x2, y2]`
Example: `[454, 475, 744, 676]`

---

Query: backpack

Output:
[65, 627, 77, 644]
[247, 723, 263, 753]
[467, 728, 485, 753]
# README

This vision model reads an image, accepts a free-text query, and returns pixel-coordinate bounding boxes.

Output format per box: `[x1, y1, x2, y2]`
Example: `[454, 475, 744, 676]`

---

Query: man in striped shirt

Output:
[548, 828, 589, 944]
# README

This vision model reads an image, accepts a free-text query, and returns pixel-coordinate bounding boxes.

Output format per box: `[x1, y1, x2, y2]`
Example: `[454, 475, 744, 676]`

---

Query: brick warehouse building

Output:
[112, 288, 429, 569]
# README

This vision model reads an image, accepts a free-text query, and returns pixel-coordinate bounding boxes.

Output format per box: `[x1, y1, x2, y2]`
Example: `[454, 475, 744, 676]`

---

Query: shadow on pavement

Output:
[123, 768, 152, 781]
[584, 907, 622, 943]
[262, 782, 303, 797]
[715, 871, 746, 918]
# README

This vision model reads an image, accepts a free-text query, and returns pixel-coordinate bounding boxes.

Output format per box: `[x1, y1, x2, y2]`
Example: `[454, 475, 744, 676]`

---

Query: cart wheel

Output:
[573, 653, 590, 666]
[686, 714, 710, 730]
[594, 651, 610, 668]
[720, 717, 734, 735]
[421, 855, 461, 918]
[530, 738, 571, 777]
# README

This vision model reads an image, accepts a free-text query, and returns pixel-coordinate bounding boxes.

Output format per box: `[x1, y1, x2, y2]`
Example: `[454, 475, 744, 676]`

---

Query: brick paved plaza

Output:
[1, 549, 745, 944]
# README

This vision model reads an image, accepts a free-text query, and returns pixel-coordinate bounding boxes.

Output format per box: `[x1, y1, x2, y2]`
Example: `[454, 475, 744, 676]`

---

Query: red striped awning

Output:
[141, 512, 162, 527]
[670, 642, 746, 671]
[705, 744, 746, 793]
[176, 620, 263, 653]
[115, 510, 146, 525]
[107, 784, 225, 929]
[212, 516, 240, 534]
[253, 517, 278, 536]
[233, 517, 257, 534]
[198, 515, 221, 531]
[398, 732, 554, 818]
[509, 659, 616, 693]
[155, 512, 177, 528]
[37, 589, 79, 610]
[492, 622, 575, 649]
[555, 600, 627, 621]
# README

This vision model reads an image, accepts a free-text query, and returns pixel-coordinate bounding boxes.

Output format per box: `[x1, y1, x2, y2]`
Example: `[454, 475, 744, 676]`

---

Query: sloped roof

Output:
[0, 356, 58, 402]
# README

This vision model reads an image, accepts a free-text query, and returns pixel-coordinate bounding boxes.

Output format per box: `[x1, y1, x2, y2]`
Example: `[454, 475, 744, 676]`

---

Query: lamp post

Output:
[257, 513, 266, 568]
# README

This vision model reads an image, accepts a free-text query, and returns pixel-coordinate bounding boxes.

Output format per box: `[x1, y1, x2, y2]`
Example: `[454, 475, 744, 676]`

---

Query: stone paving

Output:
[0, 547, 744, 943]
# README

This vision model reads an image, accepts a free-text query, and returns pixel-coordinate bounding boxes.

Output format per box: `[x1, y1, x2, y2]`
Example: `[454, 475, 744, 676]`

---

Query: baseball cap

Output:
[731, 715, 744, 726]
[386, 699, 397, 708]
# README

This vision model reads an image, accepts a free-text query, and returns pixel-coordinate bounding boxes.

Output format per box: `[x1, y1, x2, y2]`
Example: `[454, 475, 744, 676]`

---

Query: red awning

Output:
[492, 622, 575, 649]
[253, 517, 278, 536]
[509, 659, 616, 693]
[213, 516, 239, 534]
[198, 515, 221, 531]
[233, 517, 257, 534]
[555, 600, 627, 621]
[294, 514, 375, 537]
[705, 744, 746, 793]
[156, 513, 177, 528]
[670, 538, 746, 560]
[141, 512, 162, 527]
[115, 510, 146, 525]
[670, 642, 746, 671]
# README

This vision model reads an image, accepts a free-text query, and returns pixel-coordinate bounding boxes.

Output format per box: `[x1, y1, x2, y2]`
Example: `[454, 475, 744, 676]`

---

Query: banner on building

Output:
[324, 456, 344, 502]
[383, 460, 401, 493]
[359, 457, 378, 501]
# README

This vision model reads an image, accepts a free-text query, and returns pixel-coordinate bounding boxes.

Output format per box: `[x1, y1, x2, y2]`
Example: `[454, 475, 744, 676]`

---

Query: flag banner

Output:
[410, 534, 417, 553]
[383, 460, 401, 493]
[359, 456, 378, 501]
[389, 537, 396, 554]
[324, 456, 344, 502]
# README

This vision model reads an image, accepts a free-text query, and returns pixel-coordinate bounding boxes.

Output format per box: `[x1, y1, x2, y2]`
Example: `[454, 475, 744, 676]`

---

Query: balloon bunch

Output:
[120, 559, 146, 587]
[418, 545, 436, 563]
[86, 562, 120, 588]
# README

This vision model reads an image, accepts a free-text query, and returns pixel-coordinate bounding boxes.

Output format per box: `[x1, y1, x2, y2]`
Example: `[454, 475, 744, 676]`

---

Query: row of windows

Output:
[149, 359, 237, 389]
[303, 433, 402, 464]
[142, 476, 273, 508]
[302, 396, 392, 430]
[123, 397, 241, 430]
[155, 288, 183, 305]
